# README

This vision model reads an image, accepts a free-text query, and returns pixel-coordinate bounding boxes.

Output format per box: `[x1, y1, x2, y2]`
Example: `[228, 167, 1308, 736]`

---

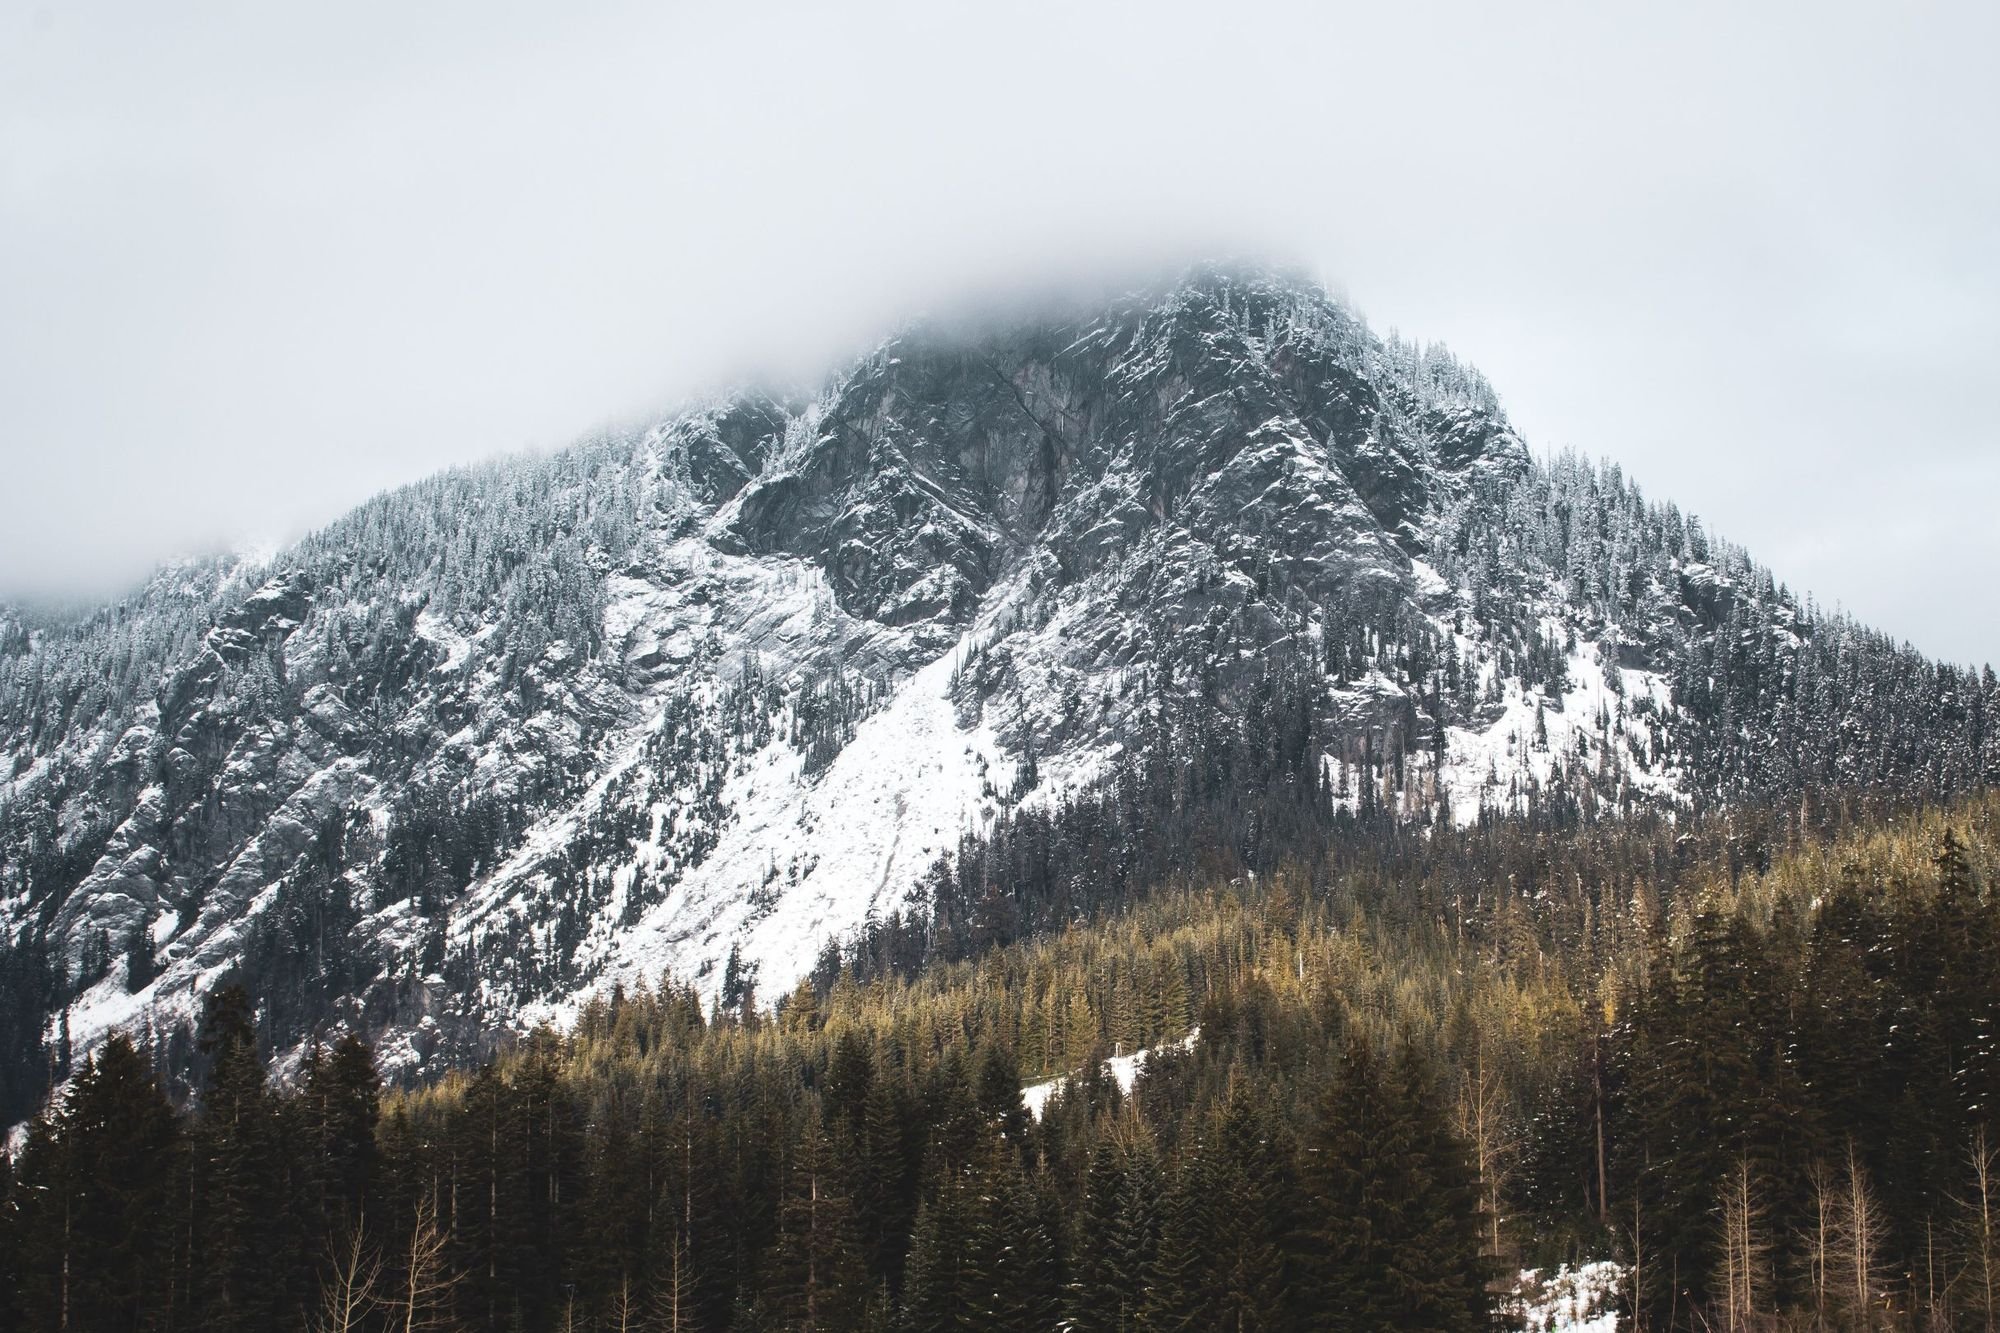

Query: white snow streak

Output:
[1021, 1029, 1200, 1120]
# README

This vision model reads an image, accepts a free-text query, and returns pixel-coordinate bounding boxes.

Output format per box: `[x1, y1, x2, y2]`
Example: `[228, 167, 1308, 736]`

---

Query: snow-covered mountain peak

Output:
[1, 265, 1991, 1102]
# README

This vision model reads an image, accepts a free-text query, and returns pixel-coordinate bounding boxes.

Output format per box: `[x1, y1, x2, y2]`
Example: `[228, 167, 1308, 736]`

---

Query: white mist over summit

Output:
[1, 1, 1996, 662]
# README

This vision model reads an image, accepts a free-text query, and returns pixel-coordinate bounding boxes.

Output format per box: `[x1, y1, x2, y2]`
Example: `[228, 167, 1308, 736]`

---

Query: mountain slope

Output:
[1, 265, 1993, 1104]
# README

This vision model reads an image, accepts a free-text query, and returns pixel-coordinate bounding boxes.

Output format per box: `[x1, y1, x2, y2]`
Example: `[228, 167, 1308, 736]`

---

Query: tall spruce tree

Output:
[1389, 1043, 1491, 1331]
[1144, 1134, 1223, 1331]
[1299, 1033, 1487, 1333]
[759, 1121, 867, 1332]
[1209, 1086, 1301, 1331]
[1069, 1139, 1136, 1333]
[972, 1152, 1062, 1332]
[855, 1049, 919, 1295]
[193, 985, 289, 1333]
[900, 1167, 977, 1332]
[7, 1035, 184, 1332]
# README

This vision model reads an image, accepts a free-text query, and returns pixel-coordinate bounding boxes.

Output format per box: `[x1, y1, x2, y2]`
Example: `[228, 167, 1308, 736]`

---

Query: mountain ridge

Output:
[1, 264, 1992, 1110]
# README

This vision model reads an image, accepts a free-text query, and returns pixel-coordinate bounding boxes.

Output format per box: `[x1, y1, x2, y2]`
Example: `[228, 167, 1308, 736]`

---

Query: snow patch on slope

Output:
[538, 631, 1016, 1016]
[1021, 1028, 1200, 1120]
[1505, 1261, 1625, 1333]
[1437, 629, 1679, 825]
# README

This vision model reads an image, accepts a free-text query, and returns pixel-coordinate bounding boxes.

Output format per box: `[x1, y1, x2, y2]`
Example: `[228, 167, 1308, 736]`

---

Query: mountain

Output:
[1, 264, 1993, 1109]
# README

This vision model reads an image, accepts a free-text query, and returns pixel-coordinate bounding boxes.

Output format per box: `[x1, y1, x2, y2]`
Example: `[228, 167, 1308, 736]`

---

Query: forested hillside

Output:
[6, 789, 1995, 1330]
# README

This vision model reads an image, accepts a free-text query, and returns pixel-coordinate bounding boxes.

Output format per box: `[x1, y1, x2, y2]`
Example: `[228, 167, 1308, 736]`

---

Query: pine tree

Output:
[1390, 1043, 1490, 1332]
[192, 985, 289, 1333]
[1068, 1139, 1134, 1333]
[1145, 1138, 1222, 1331]
[760, 1122, 867, 1331]
[856, 1051, 919, 1293]
[647, 1108, 706, 1333]
[975, 1038, 1029, 1144]
[1115, 1134, 1166, 1314]
[7, 1035, 184, 1332]
[298, 1033, 381, 1234]
[1208, 1087, 1300, 1331]
[574, 1090, 648, 1320]
[1298, 1034, 1486, 1333]
[453, 1060, 508, 1329]
[506, 1032, 583, 1329]
[973, 1152, 1062, 1332]
[823, 1028, 875, 1135]
[901, 1168, 977, 1332]
[1298, 1035, 1401, 1331]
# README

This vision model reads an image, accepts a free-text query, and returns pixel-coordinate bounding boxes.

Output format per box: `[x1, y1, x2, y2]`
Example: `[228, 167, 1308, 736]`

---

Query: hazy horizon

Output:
[4, 1, 1996, 666]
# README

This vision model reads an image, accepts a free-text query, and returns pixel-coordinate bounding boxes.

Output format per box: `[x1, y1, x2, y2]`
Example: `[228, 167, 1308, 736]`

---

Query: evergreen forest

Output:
[4, 788, 1998, 1331]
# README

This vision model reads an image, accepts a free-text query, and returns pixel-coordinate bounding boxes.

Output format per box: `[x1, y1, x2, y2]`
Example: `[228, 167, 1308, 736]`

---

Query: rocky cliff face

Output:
[1, 265, 1991, 1103]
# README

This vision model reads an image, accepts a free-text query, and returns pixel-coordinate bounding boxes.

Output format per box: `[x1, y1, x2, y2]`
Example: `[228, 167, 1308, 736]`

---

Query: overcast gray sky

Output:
[2, 1, 1995, 665]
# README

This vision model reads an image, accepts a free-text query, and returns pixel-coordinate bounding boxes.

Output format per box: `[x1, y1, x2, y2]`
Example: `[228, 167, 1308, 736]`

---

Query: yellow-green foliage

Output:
[388, 789, 1998, 1225]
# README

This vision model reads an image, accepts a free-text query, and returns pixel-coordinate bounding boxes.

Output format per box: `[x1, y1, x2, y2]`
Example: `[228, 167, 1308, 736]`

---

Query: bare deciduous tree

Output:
[1629, 1193, 1647, 1333]
[1957, 1125, 2000, 1332]
[607, 1273, 640, 1333]
[1801, 1159, 1837, 1330]
[1832, 1141, 1891, 1331]
[1716, 1155, 1773, 1333]
[1455, 1038, 1517, 1263]
[312, 1218, 383, 1333]
[394, 1195, 461, 1333]
[650, 1227, 694, 1333]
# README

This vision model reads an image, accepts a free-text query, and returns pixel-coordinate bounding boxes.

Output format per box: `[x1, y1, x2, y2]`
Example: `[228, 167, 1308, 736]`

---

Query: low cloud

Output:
[2, 0, 1994, 663]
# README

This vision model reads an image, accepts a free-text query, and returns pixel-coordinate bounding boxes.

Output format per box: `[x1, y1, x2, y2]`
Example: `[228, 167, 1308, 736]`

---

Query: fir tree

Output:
[1068, 1139, 1134, 1333]
[7, 1035, 184, 1332]
[1299, 1034, 1486, 1333]
[192, 985, 289, 1333]
[1144, 1137, 1223, 1331]
[759, 1122, 867, 1332]
[901, 1168, 978, 1332]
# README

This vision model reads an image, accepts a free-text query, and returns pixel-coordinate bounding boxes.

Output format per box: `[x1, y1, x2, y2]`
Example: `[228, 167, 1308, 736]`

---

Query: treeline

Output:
[7, 791, 2000, 1330]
